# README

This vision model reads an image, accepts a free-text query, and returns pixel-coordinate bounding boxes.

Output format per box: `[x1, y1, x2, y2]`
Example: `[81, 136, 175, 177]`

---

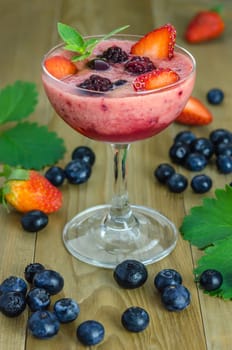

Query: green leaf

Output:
[194, 238, 232, 299]
[0, 122, 66, 170]
[180, 186, 232, 249]
[100, 25, 130, 41]
[57, 22, 84, 47]
[57, 22, 130, 61]
[0, 81, 38, 125]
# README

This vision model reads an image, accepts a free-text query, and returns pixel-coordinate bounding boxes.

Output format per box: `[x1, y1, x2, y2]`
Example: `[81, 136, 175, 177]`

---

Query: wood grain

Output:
[0, 1, 232, 349]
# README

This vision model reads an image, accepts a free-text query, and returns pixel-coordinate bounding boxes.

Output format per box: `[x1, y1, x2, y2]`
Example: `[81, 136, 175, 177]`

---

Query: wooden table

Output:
[0, 1, 232, 349]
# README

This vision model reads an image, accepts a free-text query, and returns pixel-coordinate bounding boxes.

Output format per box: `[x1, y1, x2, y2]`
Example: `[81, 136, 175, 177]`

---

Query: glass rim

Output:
[41, 35, 196, 96]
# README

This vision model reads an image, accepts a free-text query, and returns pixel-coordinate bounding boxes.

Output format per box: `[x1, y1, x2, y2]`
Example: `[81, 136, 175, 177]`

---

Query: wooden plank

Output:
[0, 0, 232, 349]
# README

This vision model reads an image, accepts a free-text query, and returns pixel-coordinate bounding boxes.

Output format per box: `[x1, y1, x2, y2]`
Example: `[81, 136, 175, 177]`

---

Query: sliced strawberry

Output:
[185, 9, 224, 43]
[175, 96, 213, 125]
[133, 68, 180, 92]
[44, 55, 77, 79]
[131, 24, 176, 60]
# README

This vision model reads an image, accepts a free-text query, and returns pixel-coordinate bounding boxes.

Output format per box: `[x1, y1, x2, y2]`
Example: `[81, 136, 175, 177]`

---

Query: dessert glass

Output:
[42, 34, 196, 268]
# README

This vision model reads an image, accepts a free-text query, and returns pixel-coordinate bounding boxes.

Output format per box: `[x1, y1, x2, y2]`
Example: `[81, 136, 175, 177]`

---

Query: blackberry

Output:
[124, 56, 155, 75]
[78, 75, 113, 92]
[100, 46, 128, 63]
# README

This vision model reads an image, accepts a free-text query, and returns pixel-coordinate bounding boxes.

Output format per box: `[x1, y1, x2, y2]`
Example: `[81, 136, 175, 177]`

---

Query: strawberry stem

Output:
[210, 4, 224, 14]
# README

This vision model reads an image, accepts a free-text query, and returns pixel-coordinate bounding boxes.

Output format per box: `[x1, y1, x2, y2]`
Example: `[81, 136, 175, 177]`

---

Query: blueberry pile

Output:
[1, 259, 222, 344]
[0, 263, 89, 342]
[20, 145, 95, 233]
[154, 269, 190, 311]
[154, 128, 232, 193]
[113, 261, 191, 328]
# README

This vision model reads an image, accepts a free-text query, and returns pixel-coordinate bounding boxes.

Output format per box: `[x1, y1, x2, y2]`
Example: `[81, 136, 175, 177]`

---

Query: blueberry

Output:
[121, 306, 150, 332]
[45, 166, 66, 186]
[161, 285, 191, 311]
[154, 269, 182, 292]
[169, 143, 190, 164]
[190, 137, 214, 159]
[71, 145, 96, 166]
[24, 263, 45, 283]
[199, 269, 223, 291]
[113, 260, 148, 289]
[191, 174, 212, 194]
[166, 173, 188, 193]
[184, 153, 208, 171]
[207, 88, 224, 105]
[215, 142, 232, 156]
[87, 58, 110, 71]
[154, 163, 175, 184]
[65, 159, 92, 184]
[216, 155, 232, 174]
[54, 298, 80, 323]
[76, 320, 105, 346]
[209, 129, 232, 145]
[33, 269, 64, 295]
[174, 130, 196, 145]
[21, 210, 48, 233]
[27, 310, 60, 339]
[113, 79, 128, 87]
[27, 287, 51, 311]
[0, 276, 27, 295]
[0, 291, 26, 317]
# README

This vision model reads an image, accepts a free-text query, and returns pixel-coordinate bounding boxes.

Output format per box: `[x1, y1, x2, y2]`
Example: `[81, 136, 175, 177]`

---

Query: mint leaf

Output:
[100, 25, 130, 41]
[180, 186, 232, 248]
[57, 22, 84, 48]
[0, 122, 66, 170]
[194, 238, 232, 299]
[57, 22, 129, 61]
[0, 81, 38, 125]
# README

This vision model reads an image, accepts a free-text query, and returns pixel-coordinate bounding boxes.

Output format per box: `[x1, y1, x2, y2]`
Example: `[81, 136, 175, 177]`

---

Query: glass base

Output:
[63, 204, 178, 269]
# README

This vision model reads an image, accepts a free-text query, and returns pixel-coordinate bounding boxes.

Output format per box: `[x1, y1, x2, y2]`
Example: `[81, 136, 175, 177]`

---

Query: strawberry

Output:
[175, 96, 213, 126]
[44, 55, 77, 79]
[133, 68, 180, 92]
[185, 7, 225, 43]
[0, 166, 62, 214]
[131, 24, 176, 60]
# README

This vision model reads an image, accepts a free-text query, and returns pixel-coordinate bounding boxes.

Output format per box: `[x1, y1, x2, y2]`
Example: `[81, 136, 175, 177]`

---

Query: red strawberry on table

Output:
[133, 68, 180, 91]
[44, 55, 77, 79]
[131, 23, 176, 60]
[0, 166, 62, 214]
[185, 7, 225, 44]
[175, 96, 213, 126]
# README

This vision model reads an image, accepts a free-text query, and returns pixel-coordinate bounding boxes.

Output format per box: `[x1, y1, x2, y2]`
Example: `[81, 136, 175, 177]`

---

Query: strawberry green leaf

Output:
[194, 238, 232, 299]
[0, 122, 66, 170]
[0, 81, 38, 125]
[180, 186, 232, 249]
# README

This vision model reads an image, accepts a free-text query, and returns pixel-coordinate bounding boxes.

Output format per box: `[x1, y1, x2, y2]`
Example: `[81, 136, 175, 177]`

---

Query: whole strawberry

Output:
[185, 6, 225, 44]
[0, 165, 62, 214]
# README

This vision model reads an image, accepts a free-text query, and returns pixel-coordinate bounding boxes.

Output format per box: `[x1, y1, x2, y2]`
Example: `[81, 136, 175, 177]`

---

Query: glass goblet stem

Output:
[105, 143, 138, 232]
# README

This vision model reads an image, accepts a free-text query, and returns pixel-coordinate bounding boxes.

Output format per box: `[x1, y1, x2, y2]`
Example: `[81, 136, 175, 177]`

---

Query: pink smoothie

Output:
[42, 37, 196, 143]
